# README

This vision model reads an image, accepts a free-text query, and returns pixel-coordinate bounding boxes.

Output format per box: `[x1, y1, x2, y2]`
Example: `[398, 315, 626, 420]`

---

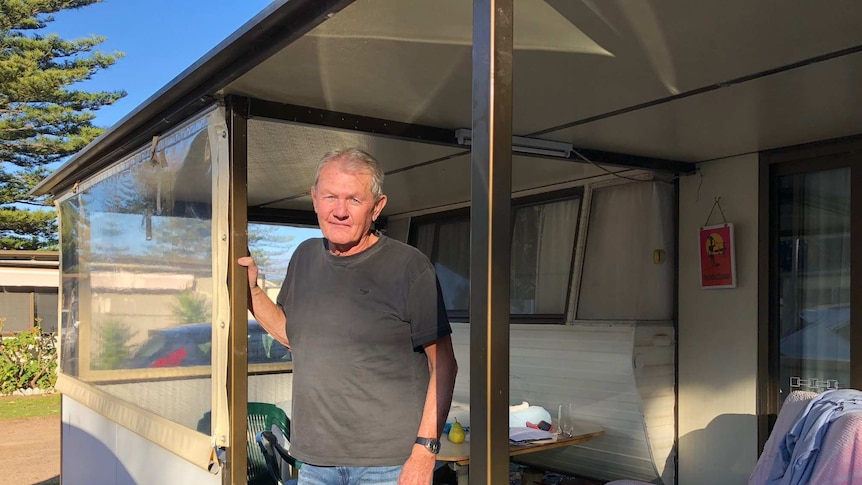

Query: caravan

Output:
[32, 1, 862, 483]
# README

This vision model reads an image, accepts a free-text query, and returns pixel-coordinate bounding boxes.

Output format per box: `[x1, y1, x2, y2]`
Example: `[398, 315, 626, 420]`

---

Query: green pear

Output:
[448, 417, 466, 444]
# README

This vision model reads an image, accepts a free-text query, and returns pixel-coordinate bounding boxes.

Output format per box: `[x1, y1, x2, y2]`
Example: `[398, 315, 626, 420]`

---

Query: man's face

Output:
[311, 161, 386, 254]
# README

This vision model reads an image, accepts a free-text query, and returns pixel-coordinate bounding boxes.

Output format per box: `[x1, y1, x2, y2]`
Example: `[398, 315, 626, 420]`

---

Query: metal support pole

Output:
[226, 96, 250, 485]
[852, 162, 862, 389]
[470, 1, 513, 483]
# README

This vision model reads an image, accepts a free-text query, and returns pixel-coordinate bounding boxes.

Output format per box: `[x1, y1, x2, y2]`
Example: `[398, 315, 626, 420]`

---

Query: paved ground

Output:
[0, 415, 60, 485]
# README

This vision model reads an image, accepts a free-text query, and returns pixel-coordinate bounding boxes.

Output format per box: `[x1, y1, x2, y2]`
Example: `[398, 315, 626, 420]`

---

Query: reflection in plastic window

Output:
[56, 111, 218, 429]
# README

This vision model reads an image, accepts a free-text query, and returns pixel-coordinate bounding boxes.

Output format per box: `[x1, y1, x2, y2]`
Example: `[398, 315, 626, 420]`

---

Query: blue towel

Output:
[767, 389, 862, 485]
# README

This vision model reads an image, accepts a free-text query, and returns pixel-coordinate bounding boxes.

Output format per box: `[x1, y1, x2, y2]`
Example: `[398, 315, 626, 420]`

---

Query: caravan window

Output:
[409, 189, 581, 323]
[576, 181, 676, 321]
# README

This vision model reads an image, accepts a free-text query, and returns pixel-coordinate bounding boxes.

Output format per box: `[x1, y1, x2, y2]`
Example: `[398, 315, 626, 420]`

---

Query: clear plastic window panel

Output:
[246, 223, 322, 407]
[246, 223, 322, 368]
[57, 115, 216, 429]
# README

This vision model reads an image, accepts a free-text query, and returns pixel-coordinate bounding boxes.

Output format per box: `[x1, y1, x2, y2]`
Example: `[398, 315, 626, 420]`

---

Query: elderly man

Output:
[238, 148, 458, 485]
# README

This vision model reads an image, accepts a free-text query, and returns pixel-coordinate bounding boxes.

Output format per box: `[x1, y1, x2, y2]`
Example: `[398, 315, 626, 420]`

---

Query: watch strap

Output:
[415, 437, 441, 454]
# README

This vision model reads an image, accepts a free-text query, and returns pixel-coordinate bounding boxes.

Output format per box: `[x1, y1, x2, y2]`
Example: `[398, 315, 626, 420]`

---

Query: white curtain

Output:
[413, 222, 435, 257]
[433, 219, 471, 312]
[577, 181, 675, 320]
[534, 198, 580, 313]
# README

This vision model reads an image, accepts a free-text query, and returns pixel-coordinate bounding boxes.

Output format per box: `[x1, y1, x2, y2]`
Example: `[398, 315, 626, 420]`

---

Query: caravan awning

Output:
[34, 0, 862, 215]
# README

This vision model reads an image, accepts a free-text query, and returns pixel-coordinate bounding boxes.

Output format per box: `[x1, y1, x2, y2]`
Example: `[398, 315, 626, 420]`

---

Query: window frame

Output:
[0, 287, 37, 334]
[758, 133, 862, 452]
[408, 187, 584, 324]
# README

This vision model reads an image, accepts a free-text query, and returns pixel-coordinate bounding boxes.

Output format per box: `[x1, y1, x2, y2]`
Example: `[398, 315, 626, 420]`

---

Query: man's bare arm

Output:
[237, 256, 289, 348]
[399, 335, 458, 484]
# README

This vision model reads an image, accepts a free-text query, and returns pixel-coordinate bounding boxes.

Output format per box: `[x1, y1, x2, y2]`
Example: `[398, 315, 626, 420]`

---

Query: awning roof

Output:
[35, 0, 862, 216]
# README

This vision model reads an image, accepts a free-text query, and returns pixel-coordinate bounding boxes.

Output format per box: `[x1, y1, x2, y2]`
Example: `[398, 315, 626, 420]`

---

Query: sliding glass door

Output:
[761, 137, 862, 449]
[775, 167, 850, 397]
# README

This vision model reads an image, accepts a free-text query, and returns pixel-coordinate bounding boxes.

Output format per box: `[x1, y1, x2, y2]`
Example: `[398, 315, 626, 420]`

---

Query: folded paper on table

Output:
[446, 400, 553, 432]
[509, 401, 552, 429]
[509, 426, 554, 443]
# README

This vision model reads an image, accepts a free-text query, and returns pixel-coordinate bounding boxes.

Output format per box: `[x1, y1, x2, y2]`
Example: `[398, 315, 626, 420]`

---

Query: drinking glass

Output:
[557, 403, 575, 437]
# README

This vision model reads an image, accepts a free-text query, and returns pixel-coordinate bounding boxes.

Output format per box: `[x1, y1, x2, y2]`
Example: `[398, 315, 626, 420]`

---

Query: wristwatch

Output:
[415, 437, 441, 454]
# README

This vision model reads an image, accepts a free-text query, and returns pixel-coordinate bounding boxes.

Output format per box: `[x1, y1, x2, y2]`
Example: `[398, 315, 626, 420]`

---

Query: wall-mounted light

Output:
[454, 128, 573, 159]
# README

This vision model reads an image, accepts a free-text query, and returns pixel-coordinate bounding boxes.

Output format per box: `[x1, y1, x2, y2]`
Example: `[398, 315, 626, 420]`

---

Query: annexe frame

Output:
[244, 100, 692, 178]
[226, 5, 691, 484]
[469, 1, 513, 482]
[227, 96, 250, 485]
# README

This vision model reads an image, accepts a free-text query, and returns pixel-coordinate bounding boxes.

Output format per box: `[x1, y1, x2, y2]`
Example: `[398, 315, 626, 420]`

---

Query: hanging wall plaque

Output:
[699, 197, 736, 288]
[699, 223, 736, 289]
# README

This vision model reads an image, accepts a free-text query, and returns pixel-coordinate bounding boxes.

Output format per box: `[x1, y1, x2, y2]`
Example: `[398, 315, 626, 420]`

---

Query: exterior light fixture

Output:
[454, 128, 573, 158]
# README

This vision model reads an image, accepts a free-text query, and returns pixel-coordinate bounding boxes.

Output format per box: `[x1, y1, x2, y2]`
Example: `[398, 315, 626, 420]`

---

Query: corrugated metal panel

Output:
[635, 325, 676, 485]
[450, 322, 676, 484]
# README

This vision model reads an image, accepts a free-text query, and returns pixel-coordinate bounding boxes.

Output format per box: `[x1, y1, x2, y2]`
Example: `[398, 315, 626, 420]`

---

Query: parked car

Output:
[123, 320, 291, 368]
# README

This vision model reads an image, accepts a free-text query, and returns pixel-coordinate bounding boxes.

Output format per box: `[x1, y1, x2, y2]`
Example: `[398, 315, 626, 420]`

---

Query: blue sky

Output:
[49, 0, 274, 129]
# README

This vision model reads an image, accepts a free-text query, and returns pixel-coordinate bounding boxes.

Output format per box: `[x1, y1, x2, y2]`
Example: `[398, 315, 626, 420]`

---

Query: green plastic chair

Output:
[247, 402, 299, 485]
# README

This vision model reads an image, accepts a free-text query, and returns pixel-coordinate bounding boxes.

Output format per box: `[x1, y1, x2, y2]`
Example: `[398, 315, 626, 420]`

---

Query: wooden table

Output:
[437, 420, 605, 484]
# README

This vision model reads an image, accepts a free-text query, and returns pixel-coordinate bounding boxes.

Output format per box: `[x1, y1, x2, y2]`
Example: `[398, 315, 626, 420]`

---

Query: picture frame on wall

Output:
[699, 223, 737, 289]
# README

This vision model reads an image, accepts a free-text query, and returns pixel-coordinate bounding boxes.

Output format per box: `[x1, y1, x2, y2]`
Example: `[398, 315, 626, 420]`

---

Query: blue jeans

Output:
[297, 463, 403, 485]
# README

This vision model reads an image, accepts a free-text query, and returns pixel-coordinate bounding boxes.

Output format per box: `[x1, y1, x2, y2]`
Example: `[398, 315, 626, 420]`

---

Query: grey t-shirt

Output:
[276, 235, 451, 466]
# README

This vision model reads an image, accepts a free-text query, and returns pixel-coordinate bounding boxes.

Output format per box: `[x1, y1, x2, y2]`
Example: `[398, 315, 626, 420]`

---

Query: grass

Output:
[0, 393, 60, 420]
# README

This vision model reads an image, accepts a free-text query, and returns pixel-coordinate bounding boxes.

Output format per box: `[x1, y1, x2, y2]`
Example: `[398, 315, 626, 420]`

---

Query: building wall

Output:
[678, 153, 760, 484]
[0, 266, 58, 287]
